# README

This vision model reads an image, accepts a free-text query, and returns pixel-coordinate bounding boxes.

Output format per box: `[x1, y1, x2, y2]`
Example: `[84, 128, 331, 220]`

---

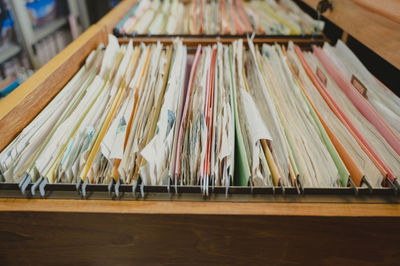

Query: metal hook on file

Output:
[294, 179, 301, 195]
[361, 177, 373, 194]
[200, 175, 203, 195]
[18, 174, 28, 189]
[199, 175, 202, 195]
[295, 175, 303, 195]
[0, 170, 4, 183]
[174, 174, 178, 195]
[140, 178, 145, 198]
[297, 175, 304, 194]
[204, 175, 209, 197]
[211, 174, 215, 193]
[81, 178, 89, 198]
[132, 178, 139, 198]
[206, 175, 210, 197]
[348, 178, 359, 196]
[108, 178, 115, 195]
[167, 176, 171, 194]
[39, 177, 48, 197]
[385, 178, 398, 195]
[203, 175, 206, 196]
[280, 180, 285, 196]
[225, 176, 231, 198]
[201, 175, 205, 197]
[31, 176, 43, 196]
[20, 174, 32, 195]
[393, 179, 400, 192]
[76, 178, 82, 194]
[114, 178, 122, 199]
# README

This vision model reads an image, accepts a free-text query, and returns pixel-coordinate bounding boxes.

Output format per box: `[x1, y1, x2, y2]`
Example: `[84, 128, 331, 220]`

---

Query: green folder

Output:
[295, 77, 350, 187]
[228, 47, 251, 186]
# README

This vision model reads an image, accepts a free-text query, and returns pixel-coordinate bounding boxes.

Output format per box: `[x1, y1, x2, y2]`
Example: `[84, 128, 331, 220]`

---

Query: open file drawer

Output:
[1, 36, 397, 198]
[0, 1, 399, 265]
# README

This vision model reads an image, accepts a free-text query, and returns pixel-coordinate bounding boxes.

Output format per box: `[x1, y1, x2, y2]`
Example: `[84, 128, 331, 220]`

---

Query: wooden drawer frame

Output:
[0, 0, 399, 264]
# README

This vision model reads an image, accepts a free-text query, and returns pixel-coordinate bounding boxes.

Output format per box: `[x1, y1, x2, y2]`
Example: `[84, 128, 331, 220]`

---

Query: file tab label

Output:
[351, 74, 368, 98]
[316, 67, 327, 87]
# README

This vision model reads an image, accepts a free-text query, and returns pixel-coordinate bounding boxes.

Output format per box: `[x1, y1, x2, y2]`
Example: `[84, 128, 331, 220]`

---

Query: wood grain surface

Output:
[0, 198, 400, 217]
[301, 0, 400, 70]
[352, 0, 400, 24]
[0, 211, 399, 265]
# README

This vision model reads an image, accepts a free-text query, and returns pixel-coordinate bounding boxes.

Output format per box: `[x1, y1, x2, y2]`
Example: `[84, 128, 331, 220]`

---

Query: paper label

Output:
[351, 74, 368, 98]
[316, 67, 327, 86]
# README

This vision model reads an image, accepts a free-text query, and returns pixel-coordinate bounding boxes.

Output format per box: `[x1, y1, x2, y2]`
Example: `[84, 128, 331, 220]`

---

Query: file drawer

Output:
[0, 1, 399, 264]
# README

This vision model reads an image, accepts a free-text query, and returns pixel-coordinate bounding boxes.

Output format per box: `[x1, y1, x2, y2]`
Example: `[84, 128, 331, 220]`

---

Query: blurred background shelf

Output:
[0, 0, 119, 99]
[0, 43, 20, 64]
[33, 16, 67, 42]
[9, 0, 90, 69]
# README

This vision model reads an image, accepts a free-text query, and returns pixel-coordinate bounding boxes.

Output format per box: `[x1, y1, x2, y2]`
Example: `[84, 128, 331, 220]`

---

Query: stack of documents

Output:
[173, 43, 235, 191]
[114, 0, 324, 36]
[286, 42, 400, 188]
[1, 35, 399, 189]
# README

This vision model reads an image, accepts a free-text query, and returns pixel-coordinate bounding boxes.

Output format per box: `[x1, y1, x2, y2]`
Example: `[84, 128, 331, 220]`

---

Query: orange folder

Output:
[283, 47, 364, 186]
[112, 47, 151, 181]
[294, 45, 393, 184]
[314, 47, 400, 156]
[202, 47, 217, 182]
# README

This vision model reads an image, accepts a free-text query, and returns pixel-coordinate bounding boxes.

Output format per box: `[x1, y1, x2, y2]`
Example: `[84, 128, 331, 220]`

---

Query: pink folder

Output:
[294, 45, 396, 183]
[314, 46, 400, 156]
[174, 45, 202, 182]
